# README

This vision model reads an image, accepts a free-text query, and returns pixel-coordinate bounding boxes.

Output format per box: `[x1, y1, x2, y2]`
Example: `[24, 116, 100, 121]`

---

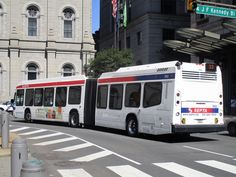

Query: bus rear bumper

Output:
[172, 124, 226, 133]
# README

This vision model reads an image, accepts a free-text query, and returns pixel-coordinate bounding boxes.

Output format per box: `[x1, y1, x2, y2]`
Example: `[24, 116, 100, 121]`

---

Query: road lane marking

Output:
[10, 127, 30, 132]
[18, 129, 47, 135]
[70, 150, 113, 162]
[107, 165, 152, 177]
[153, 162, 213, 177]
[11, 125, 142, 165]
[28, 132, 64, 140]
[58, 169, 92, 177]
[54, 142, 93, 152]
[184, 146, 234, 158]
[196, 160, 236, 174]
[33, 136, 78, 146]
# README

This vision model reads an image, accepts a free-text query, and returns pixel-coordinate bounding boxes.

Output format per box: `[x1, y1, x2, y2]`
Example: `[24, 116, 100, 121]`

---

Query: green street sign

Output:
[196, 4, 236, 18]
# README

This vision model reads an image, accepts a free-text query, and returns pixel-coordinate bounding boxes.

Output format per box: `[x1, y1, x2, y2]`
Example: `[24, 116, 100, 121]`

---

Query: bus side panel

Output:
[84, 79, 97, 127]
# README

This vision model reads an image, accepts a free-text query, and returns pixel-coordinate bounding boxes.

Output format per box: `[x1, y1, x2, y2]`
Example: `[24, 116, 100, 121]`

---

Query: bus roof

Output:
[99, 61, 179, 79]
[16, 75, 87, 89]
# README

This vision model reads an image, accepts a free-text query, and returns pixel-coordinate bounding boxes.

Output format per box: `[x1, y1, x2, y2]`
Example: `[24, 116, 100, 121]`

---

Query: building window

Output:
[27, 6, 39, 36]
[63, 8, 75, 38]
[126, 36, 131, 48]
[161, 0, 176, 15]
[26, 63, 39, 80]
[162, 28, 175, 41]
[62, 64, 75, 77]
[137, 31, 142, 45]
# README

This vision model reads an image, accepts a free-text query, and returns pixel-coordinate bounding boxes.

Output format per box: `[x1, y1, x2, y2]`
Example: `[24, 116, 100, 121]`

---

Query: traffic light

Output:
[187, 0, 197, 13]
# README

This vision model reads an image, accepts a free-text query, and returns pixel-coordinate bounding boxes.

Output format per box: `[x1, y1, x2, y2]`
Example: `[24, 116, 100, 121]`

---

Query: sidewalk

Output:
[0, 133, 18, 177]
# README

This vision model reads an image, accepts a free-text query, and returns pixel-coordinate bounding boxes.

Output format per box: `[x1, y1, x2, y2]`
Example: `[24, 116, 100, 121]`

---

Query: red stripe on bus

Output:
[16, 80, 85, 89]
[98, 76, 136, 83]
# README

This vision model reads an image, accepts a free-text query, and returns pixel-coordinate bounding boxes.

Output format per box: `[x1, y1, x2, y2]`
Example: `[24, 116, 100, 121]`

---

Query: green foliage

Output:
[86, 48, 133, 77]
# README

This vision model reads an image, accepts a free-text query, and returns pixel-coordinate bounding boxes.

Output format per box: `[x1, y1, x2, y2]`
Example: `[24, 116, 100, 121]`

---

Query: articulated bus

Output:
[14, 61, 225, 136]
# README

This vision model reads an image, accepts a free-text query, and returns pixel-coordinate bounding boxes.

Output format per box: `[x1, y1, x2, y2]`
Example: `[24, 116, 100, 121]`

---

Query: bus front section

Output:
[172, 63, 225, 134]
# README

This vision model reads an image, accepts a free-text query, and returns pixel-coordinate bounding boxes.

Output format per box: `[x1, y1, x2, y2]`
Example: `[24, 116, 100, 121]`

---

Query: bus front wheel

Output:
[126, 117, 138, 137]
[24, 110, 31, 122]
[69, 111, 79, 128]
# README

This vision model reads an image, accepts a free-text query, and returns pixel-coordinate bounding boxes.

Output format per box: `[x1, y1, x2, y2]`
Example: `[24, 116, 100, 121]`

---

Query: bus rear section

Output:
[172, 63, 225, 133]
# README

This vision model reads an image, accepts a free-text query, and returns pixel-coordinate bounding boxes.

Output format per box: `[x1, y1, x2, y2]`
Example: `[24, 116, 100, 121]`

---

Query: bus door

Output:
[15, 89, 25, 119]
[105, 84, 124, 129]
[139, 82, 164, 134]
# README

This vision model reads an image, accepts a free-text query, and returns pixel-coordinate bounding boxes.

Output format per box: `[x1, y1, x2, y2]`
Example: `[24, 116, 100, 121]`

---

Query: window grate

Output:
[182, 71, 217, 81]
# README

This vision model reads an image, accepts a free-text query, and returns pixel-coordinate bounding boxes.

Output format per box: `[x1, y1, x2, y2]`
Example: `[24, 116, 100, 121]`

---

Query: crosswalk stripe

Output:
[54, 142, 93, 152]
[153, 162, 213, 177]
[58, 169, 92, 177]
[28, 132, 64, 140]
[33, 136, 78, 146]
[70, 150, 113, 162]
[196, 160, 236, 174]
[10, 127, 30, 132]
[18, 129, 47, 135]
[107, 165, 152, 177]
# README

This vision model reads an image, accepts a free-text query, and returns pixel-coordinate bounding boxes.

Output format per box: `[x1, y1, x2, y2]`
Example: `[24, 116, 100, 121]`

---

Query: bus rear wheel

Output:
[69, 111, 79, 128]
[126, 117, 138, 137]
[24, 110, 31, 122]
[228, 123, 236, 137]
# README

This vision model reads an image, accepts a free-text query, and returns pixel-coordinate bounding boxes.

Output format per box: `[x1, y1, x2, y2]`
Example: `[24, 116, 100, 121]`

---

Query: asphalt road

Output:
[10, 118, 236, 177]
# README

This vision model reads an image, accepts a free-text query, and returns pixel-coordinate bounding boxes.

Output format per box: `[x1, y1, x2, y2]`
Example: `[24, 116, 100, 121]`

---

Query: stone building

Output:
[99, 0, 190, 65]
[0, 0, 95, 102]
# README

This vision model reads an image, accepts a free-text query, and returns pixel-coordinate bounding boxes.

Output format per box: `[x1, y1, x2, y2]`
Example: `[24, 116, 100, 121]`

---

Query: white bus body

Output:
[14, 76, 97, 127]
[95, 61, 225, 135]
[14, 61, 225, 136]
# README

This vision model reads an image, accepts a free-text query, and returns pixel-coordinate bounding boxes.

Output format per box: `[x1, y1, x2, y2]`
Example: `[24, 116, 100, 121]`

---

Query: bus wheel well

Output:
[24, 108, 32, 122]
[126, 114, 138, 137]
[69, 109, 80, 128]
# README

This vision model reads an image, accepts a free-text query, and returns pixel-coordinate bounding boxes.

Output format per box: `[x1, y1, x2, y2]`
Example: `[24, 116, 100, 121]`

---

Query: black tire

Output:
[126, 117, 138, 137]
[0, 108, 4, 111]
[69, 111, 80, 128]
[228, 123, 236, 137]
[24, 110, 31, 122]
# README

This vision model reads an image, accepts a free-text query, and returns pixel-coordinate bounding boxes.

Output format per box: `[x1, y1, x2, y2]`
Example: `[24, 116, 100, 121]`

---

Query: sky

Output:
[92, 0, 100, 33]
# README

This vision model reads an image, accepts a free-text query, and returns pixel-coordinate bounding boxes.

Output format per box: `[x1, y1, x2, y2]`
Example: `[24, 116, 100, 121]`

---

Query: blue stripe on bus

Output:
[181, 108, 219, 113]
[136, 73, 175, 81]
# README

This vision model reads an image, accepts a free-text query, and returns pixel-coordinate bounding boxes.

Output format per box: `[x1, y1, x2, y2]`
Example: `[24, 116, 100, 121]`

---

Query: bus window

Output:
[34, 88, 43, 106]
[68, 86, 81, 104]
[44, 88, 54, 107]
[55, 87, 67, 107]
[125, 83, 141, 107]
[109, 84, 123, 110]
[97, 85, 108, 109]
[143, 82, 162, 108]
[25, 89, 34, 106]
[16, 89, 24, 106]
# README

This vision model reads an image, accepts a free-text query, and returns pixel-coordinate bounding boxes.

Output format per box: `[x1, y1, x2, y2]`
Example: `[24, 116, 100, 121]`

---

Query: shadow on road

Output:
[11, 119, 218, 143]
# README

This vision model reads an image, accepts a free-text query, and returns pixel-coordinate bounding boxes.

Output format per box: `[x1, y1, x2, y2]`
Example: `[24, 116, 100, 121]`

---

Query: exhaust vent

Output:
[182, 71, 217, 81]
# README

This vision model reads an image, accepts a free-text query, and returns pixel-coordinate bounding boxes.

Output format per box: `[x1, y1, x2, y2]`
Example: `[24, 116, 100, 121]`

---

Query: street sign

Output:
[196, 4, 236, 18]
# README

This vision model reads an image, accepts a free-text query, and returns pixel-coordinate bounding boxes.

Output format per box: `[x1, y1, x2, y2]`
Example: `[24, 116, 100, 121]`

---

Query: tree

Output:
[86, 48, 133, 77]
